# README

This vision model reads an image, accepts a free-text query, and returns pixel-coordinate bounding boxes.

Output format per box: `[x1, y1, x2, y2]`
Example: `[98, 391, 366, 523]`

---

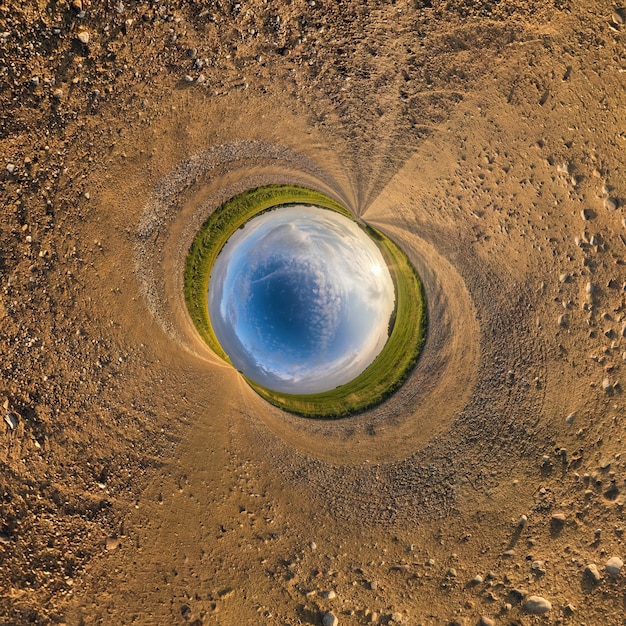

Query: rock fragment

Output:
[322, 612, 339, 626]
[4, 413, 18, 429]
[606, 556, 623, 576]
[523, 595, 551, 614]
[585, 563, 602, 583]
[604, 197, 618, 211]
[77, 31, 90, 44]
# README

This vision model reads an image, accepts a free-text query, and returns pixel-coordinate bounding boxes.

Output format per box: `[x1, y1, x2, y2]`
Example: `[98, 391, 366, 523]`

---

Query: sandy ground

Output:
[1, 0, 626, 624]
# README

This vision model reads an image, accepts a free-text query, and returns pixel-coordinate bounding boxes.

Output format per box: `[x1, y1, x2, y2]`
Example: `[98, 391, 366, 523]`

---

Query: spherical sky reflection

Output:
[208, 205, 395, 394]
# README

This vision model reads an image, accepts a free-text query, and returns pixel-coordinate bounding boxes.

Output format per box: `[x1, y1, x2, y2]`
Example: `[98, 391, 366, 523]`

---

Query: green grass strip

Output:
[184, 184, 427, 419]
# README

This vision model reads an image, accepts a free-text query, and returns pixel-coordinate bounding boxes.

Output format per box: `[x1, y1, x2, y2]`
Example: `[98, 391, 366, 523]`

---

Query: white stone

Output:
[523, 595, 551, 614]
[606, 556, 623, 576]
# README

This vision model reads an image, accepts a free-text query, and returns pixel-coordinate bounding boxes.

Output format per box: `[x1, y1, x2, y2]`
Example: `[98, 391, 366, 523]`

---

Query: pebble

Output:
[518, 514, 528, 527]
[523, 595, 551, 614]
[606, 556, 623, 576]
[52, 88, 63, 99]
[605, 197, 618, 211]
[565, 412, 576, 424]
[551, 512, 566, 526]
[557, 162, 570, 174]
[581, 208, 591, 220]
[322, 612, 339, 626]
[105, 537, 120, 550]
[559, 272, 570, 283]
[602, 378, 613, 393]
[558, 313, 567, 327]
[613, 8, 625, 24]
[321, 590, 336, 600]
[479, 618, 495, 626]
[472, 574, 484, 584]
[77, 31, 90, 44]
[4, 413, 18, 429]
[585, 563, 602, 583]
[585, 281, 595, 294]
[6, 163, 15, 174]
[30, 76, 40, 86]
[390, 613, 403, 623]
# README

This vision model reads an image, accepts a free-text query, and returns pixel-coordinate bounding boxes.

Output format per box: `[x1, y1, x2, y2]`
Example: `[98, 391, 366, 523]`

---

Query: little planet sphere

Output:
[208, 205, 396, 394]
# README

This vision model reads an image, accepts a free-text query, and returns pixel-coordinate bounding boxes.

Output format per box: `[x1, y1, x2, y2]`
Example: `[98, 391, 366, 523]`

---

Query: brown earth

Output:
[1, 0, 625, 624]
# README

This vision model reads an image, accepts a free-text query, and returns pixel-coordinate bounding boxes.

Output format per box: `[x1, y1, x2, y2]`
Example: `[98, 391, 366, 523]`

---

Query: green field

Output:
[184, 185, 427, 418]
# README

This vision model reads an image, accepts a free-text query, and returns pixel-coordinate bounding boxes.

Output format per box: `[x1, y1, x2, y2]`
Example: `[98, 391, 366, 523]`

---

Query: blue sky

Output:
[208, 205, 395, 394]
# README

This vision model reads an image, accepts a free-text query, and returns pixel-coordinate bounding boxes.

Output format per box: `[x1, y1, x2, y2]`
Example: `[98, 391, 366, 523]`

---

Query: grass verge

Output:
[184, 184, 427, 418]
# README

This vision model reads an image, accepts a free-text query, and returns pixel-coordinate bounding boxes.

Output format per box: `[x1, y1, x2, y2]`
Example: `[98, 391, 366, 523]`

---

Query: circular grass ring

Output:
[184, 185, 427, 418]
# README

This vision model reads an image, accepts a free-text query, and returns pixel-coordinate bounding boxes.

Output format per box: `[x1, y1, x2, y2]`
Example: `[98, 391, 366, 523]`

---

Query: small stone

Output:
[71, 0, 83, 10]
[321, 590, 336, 600]
[4, 413, 18, 429]
[52, 88, 63, 99]
[585, 563, 602, 583]
[581, 208, 591, 220]
[559, 272, 570, 283]
[605, 556, 623, 576]
[612, 8, 625, 24]
[479, 618, 495, 626]
[77, 31, 90, 44]
[531, 560, 546, 575]
[471, 574, 484, 584]
[585, 281, 595, 294]
[551, 512, 566, 526]
[565, 412, 576, 424]
[518, 514, 528, 527]
[390, 613, 403, 623]
[184, 75, 193, 82]
[602, 378, 613, 393]
[557, 162, 570, 174]
[558, 313, 567, 327]
[322, 612, 339, 626]
[369, 580, 379, 590]
[523, 595, 551, 614]
[30, 76, 40, 86]
[6, 163, 15, 174]
[105, 537, 120, 550]
[604, 197, 618, 211]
